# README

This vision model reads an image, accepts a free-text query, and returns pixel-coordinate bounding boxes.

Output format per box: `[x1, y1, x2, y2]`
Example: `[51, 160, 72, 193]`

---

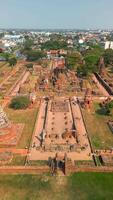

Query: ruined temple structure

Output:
[49, 153, 71, 175]
[84, 88, 92, 109]
[29, 92, 37, 104]
[37, 98, 79, 152]
[0, 106, 24, 146]
[99, 57, 106, 77]
[52, 57, 65, 70]
[62, 130, 74, 139]
[0, 106, 9, 128]
[55, 78, 62, 90]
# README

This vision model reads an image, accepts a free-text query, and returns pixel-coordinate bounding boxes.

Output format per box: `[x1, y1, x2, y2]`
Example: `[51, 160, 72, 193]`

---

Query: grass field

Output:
[5, 106, 38, 148]
[82, 102, 113, 149]
[0, 173, 113, 200]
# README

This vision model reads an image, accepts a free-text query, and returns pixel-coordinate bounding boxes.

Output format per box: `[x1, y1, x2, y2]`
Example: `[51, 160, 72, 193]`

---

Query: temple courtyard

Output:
[29, 97, 92, 162]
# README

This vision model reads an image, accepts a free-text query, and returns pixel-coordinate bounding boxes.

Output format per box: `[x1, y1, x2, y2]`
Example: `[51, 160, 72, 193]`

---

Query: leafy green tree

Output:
[25, 63, 33, 68]
[103, 49, 113, 65]
[0, 53, 10, 61]
[101, 103, 111, 115]
[108, 100, 113, 109]
[8, 57, 17, 66]
[24, 38, 33, 51]
[26, 50, 46, 61]
[10, 96, 30, 110]
[84, 55, 99, 66]
[66, 51, 83, 70]
[100, 100, 113, 116]
[77, 65, 89, 77]
[41, 40, 67, 50]
[77, 45, 103, 77]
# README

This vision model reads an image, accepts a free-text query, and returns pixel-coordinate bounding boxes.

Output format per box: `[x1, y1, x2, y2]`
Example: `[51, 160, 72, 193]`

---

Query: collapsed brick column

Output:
[0, 106, 9, 128]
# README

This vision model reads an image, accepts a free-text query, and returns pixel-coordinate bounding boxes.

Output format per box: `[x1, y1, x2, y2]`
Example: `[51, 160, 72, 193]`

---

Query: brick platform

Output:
[0, 123, 24, 146]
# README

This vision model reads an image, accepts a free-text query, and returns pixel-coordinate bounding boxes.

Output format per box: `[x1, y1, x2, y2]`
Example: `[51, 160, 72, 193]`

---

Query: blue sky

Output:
[0, 0, 113, 29]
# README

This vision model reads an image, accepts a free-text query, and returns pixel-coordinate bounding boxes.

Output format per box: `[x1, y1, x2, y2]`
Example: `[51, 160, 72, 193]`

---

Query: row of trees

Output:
[21, 37, 113, 74]
[41, 40, 68, 50]
[77, 45, 103, 77]
[66, 45, 113, 77]
[1, 35, 113, 72]
[22, 38, 46, 61]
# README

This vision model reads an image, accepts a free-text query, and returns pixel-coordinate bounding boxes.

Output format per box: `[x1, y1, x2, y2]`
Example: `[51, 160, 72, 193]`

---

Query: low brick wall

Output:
[68, 166, 113, 174]
[0, 165, 113, 175]
[94, 73, 113, 95]
[0, 166, 50, 174]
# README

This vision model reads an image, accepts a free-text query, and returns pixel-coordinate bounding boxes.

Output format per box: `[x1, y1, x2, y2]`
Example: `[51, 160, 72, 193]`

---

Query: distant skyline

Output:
[0, 0, 113, 29]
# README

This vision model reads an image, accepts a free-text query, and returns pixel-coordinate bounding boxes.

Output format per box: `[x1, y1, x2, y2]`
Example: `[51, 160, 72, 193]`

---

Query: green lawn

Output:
[0, 173, 113, 200]
[82, 103, 113, 149]
[68, 173, 113, 200]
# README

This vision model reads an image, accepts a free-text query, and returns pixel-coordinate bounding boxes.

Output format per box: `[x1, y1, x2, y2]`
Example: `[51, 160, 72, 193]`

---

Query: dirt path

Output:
[9, 70, 30, 96]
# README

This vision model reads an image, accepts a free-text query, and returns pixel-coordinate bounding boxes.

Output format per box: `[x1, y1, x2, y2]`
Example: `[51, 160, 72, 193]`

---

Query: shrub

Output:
[25, 63, 33, 69]
[10, 96, 30, 110]
[8, 57, 17, 66]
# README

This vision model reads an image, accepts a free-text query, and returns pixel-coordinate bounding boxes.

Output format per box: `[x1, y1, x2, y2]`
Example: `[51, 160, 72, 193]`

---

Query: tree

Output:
[10, 96, 30, 110]
[8, 57, 17, 66]
[25, 63, 33, 69]
[101, 104, 111, 115]
[77, 45, 103, 77]
[108, 100, 113, 109]
[23, 38, 33, 51]
[41, 40, 67, 50]
[0, 53, 10, 61]
[103, 49, 113, 65]
[100, 100, 113, 116]
[66, 51, 83, 70]
[84, 55, 99, 67]
[77, 65, 89, 77]
[26, 50, 46, 61]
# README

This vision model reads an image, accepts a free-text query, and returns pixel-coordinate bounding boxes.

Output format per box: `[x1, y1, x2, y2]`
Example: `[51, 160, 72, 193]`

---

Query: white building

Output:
[105, 41, 113, 50]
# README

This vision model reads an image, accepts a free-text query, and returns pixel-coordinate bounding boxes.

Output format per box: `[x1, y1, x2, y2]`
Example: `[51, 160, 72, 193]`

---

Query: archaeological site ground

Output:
[0, 48, 113, 199]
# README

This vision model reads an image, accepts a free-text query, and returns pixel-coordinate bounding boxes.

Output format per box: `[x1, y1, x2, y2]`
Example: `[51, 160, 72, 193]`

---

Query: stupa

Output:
[0, 106, 9, 128]
[84, 88, 92, 109]
[99, 57, 106, 76]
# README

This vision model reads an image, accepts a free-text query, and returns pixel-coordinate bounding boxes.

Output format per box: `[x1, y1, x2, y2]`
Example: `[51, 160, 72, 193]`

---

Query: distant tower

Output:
[0, 106, 9, 128]
[99, 57, 105, 76]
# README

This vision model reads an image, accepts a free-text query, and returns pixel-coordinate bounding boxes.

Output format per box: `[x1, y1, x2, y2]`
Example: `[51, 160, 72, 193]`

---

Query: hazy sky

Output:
[0, 0, 113, 29]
